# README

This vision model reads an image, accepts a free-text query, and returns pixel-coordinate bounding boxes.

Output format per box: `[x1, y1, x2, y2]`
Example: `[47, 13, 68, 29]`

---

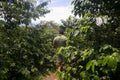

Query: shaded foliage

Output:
[0, 0, 57, 80]
[0, 25, 57, 79]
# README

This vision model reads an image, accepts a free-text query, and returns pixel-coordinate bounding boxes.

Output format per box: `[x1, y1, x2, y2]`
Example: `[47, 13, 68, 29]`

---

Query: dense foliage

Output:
[0, 26, 56, 80]
[0, 0, 120, 80]
[0, 0, 57, 80]
[56, 0, 120, 80]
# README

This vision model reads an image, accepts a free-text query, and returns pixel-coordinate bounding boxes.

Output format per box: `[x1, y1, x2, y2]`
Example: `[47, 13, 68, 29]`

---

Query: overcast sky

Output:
[32, 0, 73, 24]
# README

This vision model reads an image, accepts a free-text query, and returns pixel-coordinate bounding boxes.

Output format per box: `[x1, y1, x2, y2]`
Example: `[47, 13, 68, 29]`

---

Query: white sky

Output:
[40, 6, 73, 23]
[32, 0, 73, 24]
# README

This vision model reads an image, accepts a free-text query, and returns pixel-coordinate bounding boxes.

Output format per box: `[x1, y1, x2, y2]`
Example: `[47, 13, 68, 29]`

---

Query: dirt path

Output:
[43, 72, 58, 80]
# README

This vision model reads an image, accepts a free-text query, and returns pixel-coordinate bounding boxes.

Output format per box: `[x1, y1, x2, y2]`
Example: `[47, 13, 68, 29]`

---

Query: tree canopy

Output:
[0, 0, 49, 28]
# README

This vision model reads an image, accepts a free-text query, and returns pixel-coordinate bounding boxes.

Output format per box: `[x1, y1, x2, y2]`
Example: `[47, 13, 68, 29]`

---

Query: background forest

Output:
[0, 0, 120, 80]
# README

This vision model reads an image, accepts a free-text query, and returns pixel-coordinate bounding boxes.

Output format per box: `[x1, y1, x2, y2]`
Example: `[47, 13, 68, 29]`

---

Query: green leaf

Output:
[91, 64, 95, 73]
[66, 66, 72, 72]
[93, 75, 100, 80]
[80, 26, 90, 33]
[80, 71, 90, 80]
[81, 48, 94, 60]
[20, 68, 30, 78]
[31, 67, 38, 72]
[86, 60, 98, 73]
[86, 61, 92, 71]
[10, 63, 16, 67]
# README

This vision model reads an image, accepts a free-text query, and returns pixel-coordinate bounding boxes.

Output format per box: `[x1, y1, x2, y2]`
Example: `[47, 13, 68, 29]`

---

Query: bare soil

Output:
[43, 72, 58, 80]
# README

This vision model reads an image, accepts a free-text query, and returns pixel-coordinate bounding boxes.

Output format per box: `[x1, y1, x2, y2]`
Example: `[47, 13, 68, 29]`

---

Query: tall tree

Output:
[72, 0, 120, 48]
[0, 0, 50, 28]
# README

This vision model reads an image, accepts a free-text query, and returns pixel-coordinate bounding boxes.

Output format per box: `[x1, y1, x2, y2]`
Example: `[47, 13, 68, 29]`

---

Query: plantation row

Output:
[0, 0, 120, 80]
